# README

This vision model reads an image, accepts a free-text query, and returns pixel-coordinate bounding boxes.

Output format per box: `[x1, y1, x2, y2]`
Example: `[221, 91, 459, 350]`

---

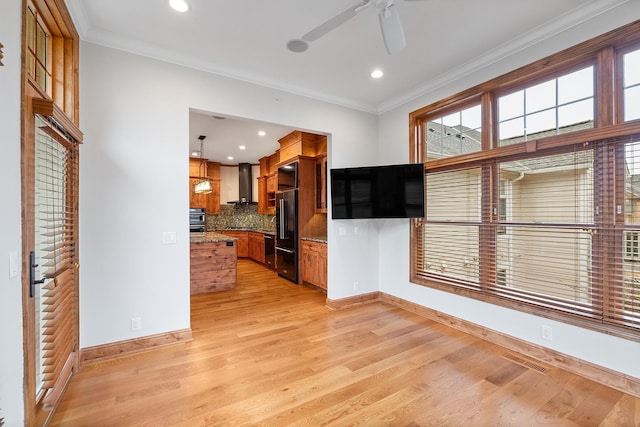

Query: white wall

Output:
[79, 43, 378, 347]
[378, 2, 640, 379]
[0, 2, 25, 424]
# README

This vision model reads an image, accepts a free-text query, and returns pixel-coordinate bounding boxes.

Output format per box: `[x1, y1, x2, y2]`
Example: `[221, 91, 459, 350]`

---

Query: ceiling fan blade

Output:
[301, 1, 370, 42]
[378, 4, 406, 54]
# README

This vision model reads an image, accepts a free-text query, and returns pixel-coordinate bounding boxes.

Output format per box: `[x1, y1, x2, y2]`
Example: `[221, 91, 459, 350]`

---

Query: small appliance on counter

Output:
[189, 207, 206, 233]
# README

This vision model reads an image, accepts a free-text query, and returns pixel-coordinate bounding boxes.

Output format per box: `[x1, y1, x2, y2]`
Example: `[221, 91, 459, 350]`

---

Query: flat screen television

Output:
[330, 163, 425, 219]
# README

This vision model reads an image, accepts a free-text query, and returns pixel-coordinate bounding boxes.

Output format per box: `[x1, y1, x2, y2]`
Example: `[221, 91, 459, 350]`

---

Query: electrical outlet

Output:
[541, 325, 553, 341]
[131, 317, 142, 331]
[354, 281, 359, 291]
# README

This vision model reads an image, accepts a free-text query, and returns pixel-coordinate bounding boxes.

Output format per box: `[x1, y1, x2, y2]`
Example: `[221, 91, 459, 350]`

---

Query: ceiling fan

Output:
[287, 0, 426, 55]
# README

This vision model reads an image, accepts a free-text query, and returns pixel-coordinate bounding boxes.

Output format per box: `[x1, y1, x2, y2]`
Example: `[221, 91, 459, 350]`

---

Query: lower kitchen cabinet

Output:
[190, 239, 237, 294]
[249, 231, 265, 264]
[300, 240, 327, 291]
[220, 231, 249, 257]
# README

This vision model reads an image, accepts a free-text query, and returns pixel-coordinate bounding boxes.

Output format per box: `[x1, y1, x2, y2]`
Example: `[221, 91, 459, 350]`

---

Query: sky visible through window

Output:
[427, 48, 639, 159]
[498, 66, 594, 142]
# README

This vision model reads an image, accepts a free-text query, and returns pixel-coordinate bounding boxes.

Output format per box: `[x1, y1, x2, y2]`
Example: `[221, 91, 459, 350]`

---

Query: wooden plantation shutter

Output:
[33, 112, 79, 408]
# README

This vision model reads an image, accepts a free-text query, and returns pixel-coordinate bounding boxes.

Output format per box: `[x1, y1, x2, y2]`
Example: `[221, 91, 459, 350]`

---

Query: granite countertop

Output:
[190, 231, 238, 243]
[301, 236, 328, 243]
[216, 228, 276, 235]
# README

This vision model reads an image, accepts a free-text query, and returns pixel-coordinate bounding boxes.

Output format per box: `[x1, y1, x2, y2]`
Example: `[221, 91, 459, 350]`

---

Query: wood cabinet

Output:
[190, 240, 237, 294]
[267, 173, 277, 193]
[266, 173, 277, 214]
[257, 176, 267, 214]
[188, 159, 220, 214]
[219, 231, 249, 257]
[300, 240, 327, 291]
[249, 231, 265, 264]
[189, 177, 207, 209]
[189, 178, 220, 214]
[257, 175, 276, 215]
[315, 154, 327, 213]
[189, 157, 207, 177]
[278, 131, 326, 165]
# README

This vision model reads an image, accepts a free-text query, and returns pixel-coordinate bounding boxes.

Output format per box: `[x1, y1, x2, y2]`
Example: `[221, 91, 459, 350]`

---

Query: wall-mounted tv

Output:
[330, 163, 425, 219]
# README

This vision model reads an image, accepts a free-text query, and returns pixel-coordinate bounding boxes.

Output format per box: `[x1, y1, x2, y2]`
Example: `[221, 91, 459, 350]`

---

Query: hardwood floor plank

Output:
[50, 260, 640, 426]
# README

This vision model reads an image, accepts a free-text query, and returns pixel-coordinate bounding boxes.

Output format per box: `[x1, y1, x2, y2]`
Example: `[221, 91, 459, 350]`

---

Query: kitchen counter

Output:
[190, 231, 237, 243]
[190, 232, 237, 294]
[301, 236, 327, 244]
[215, 228, 275, 235]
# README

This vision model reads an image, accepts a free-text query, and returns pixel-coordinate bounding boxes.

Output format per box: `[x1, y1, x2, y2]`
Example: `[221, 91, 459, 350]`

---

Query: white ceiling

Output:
[66, 0, 629, 163]
[188, 109, 298, 164]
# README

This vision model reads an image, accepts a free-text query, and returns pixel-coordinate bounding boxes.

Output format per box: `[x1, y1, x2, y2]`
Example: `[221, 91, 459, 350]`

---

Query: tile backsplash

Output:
[207, 204, 275, 232]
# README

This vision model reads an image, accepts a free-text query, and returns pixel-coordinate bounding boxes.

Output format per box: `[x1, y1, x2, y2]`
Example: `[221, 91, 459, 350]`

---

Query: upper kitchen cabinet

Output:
[256, 130, 327, 216]
[188, 158, 221, 214]
[206, 161, 221, 214]
[189, 157, 206, 177]
[258, 153, 279, 215]
[278, 131, 326, 165]
[257, 176, 268, 214]
[315, 154, 327, 213]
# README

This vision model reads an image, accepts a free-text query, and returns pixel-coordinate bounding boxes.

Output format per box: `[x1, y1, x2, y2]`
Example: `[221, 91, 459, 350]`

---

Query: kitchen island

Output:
[190, 232, 238, 294]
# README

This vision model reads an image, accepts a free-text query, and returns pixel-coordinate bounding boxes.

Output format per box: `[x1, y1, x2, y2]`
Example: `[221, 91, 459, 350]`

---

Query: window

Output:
[624, 232, 640, 260]
[411, 22, 640, 339]
[623, 48, 640, 122]
[424, 168, 481, 284]
[425, 104, 482, 160]
[497, 179, 508, 235]
[498, 66, 594, 146]
[26, 4, 51, 93]
[497, 150, 594, 307]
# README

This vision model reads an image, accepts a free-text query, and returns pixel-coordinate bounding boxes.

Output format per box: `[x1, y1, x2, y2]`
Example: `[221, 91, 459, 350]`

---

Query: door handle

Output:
[279, 198, 288, 240]
[29, 251, 45, 298]
[276, 247, 295, 254]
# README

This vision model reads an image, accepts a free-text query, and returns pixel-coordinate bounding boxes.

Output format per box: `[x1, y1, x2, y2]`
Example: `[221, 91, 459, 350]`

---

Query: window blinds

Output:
[416, 142, 640, 333]
[34, 115, 78, 407]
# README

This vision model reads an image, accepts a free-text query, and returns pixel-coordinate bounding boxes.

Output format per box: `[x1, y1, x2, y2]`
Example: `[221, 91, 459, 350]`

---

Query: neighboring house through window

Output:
[410, 25, 640, 340]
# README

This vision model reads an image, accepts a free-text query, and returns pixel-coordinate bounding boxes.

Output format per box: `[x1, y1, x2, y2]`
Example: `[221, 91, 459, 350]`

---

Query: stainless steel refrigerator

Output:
[276, 189, 298, 283]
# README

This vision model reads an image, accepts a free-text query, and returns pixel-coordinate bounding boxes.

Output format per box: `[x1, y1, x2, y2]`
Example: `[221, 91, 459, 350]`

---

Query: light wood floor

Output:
[51, 260, 640, 426]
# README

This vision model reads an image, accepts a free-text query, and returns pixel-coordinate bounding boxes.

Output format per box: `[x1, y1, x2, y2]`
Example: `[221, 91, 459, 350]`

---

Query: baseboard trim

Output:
[80, 328, 193, 365]
[326, 291, 380, 310]
[326, 291, 640, 398]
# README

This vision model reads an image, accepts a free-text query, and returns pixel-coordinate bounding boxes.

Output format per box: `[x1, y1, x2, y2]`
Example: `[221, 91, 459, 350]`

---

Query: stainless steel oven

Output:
[189, 208, 206, 233]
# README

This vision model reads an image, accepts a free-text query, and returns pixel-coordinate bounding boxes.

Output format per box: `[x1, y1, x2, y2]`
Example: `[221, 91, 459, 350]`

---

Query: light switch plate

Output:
[9, 251, 19, 278]
[162, 231, 177, 244]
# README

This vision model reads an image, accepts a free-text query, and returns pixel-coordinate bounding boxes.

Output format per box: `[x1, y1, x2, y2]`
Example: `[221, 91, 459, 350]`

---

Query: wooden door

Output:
[24, 111, 80, 425]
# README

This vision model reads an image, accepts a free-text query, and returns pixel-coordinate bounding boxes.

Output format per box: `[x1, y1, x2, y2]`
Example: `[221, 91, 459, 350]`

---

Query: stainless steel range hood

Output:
[227, 163, 256, 205]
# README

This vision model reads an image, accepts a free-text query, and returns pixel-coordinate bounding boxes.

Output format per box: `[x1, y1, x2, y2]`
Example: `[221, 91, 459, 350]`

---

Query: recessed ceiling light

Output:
[169, 0, 189, 12]
[371, 69, 384, 79]
[258, 131, 266, 136]
[239, 145, 246, 150]
[227, 156, 234, 160]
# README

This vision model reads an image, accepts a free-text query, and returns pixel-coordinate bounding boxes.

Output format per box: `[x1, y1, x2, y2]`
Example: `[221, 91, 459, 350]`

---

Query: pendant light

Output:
[193, 135, 213, 194]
